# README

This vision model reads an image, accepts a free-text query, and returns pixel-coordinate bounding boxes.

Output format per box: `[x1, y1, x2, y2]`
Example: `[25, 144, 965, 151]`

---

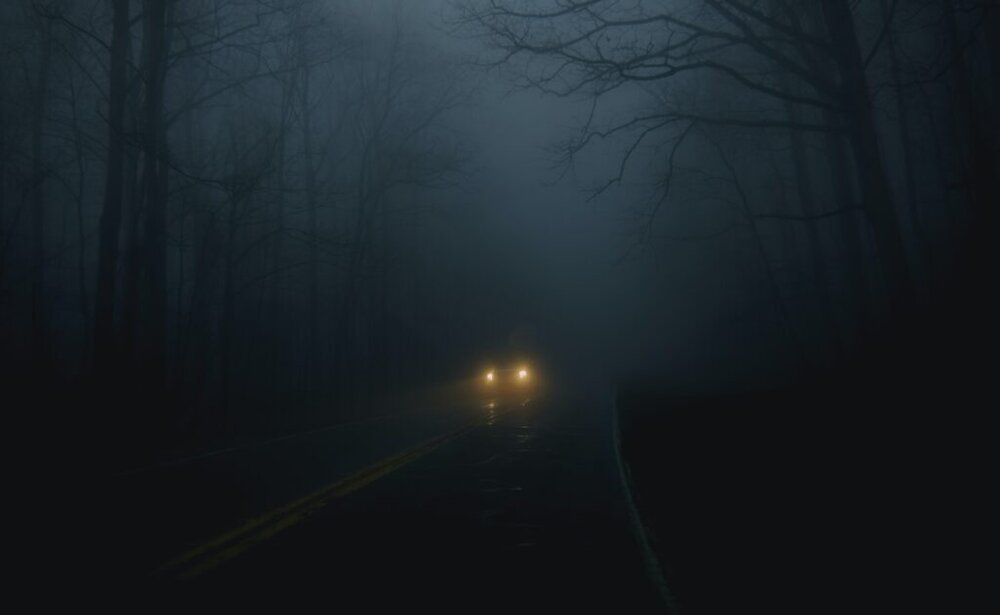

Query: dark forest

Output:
[2, 0, 992, 611]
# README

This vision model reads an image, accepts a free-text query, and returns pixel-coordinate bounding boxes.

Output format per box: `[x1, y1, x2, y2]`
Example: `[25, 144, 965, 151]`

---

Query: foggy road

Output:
[109, 387, 664, 611]
[7, 1, 989, 611]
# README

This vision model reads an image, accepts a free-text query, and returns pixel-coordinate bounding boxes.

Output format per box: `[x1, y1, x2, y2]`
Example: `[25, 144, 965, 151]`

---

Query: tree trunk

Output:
[29, 14, 53, 373]
[220, 190, 239, 434]
[141, 0, 170, 388]
[269, 78, 293, 411]
[184, 205, 221, 436]
[946, 3, 998, 268]
[120, 131, 142, 364]
[780, 80, 842, 361]
[821, 0, 914, 325]
[822, 118, 875, 335]
[94, 0, 129, 375]
[0, 71, 6, 297]
[69, 77, 92, 374]
[881, 0, 931, 291]
[298, 38, 320, 406]
[715, 143, 807, 372]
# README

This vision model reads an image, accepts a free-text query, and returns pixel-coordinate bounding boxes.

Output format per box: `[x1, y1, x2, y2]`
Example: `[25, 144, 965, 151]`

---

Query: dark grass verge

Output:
[616, 365, 983, 615]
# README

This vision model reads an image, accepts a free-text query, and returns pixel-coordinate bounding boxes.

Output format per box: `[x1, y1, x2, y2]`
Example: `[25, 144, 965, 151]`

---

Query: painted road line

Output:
[610, 386, 679, 615]
[155, 420, 479, 580]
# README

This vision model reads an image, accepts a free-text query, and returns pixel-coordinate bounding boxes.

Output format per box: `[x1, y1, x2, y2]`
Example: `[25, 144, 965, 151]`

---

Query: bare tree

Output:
[459, 0, 920, 322]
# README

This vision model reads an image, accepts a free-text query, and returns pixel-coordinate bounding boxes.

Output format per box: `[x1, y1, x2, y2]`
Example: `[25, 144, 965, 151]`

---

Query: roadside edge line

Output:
[610, 385, 680, 615]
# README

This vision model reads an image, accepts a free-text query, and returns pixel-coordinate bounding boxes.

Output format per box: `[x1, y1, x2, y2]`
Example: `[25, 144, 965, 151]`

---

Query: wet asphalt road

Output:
[109, 388, 664, 612]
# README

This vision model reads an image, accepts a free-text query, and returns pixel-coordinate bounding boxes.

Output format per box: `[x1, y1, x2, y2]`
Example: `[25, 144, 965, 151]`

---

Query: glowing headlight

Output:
[518, 368, 528, 380]
[485, 371, 495, 383]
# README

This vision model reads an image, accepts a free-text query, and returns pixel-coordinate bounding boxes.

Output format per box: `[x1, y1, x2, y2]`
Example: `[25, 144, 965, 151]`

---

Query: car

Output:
[479, 363, 537, 405]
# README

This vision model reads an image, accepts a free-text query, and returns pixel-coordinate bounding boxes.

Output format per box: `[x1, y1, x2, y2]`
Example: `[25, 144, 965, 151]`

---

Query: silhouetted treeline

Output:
[460, 0, 999, 375]
[1, 1, 997, 453]
[0, 0, 472, 447]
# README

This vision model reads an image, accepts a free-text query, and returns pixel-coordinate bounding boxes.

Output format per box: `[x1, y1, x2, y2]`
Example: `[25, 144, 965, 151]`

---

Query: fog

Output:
[2, 0, 992, 608]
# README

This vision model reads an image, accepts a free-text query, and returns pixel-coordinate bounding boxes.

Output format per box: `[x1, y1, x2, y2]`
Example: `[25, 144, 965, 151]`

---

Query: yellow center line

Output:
[155, 419, 480, 580]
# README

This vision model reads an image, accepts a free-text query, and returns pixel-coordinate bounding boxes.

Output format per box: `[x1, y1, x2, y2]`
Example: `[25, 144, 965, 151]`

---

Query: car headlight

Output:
[518, 368, 528, 380]
[485, 370, 495, 383]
